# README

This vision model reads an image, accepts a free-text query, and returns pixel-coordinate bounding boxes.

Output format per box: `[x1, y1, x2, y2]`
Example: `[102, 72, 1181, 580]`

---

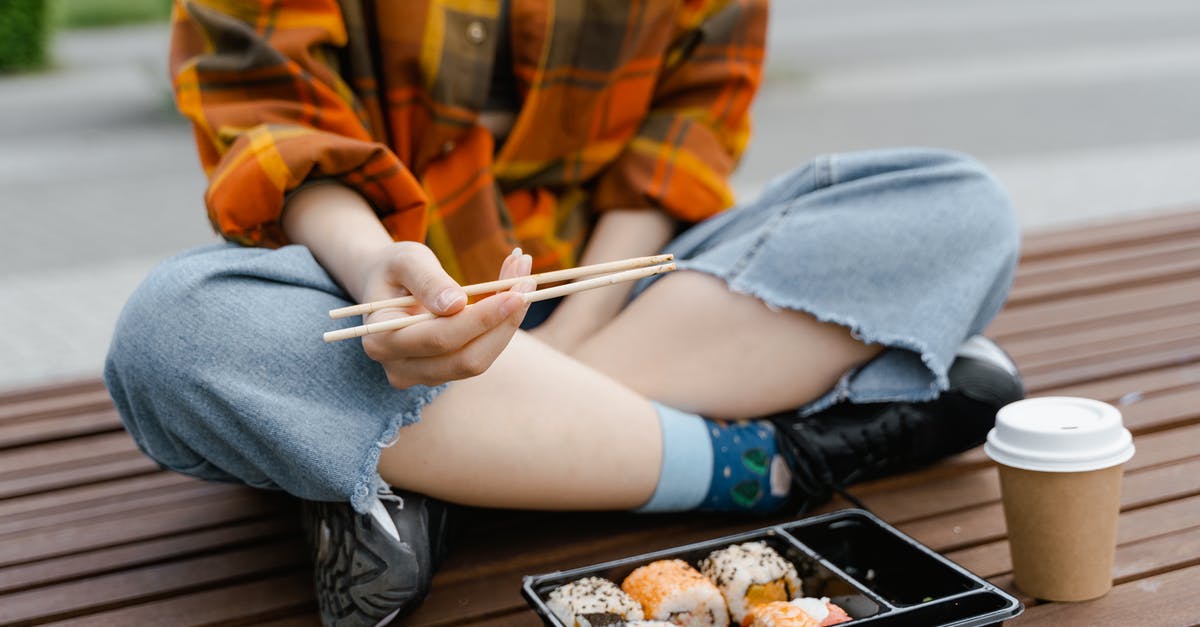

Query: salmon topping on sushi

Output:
[744, 598, 852, 627]
[816, 601, 851, 625]
[622, 559, 730, 627]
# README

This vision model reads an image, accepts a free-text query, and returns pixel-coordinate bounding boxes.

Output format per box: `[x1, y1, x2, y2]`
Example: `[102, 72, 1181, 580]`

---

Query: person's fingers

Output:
[498, 247, 521, 281]
[517, 252, 532, 278]
[385, 242, 466, 315]
[369, 289, 526, 360]
[399, 278, 536, 383]
[364, 247, 528, 366]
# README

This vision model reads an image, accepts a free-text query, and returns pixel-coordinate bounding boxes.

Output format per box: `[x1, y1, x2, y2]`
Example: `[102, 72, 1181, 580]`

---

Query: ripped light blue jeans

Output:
[104, 148, 1020, 513]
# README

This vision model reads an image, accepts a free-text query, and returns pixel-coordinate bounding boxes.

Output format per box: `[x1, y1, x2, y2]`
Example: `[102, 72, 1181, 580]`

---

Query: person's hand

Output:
[358, 242, 534, 388]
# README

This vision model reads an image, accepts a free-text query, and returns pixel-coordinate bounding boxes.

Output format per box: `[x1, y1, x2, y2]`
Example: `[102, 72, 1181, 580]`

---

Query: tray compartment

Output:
[782, 511, 980, 606]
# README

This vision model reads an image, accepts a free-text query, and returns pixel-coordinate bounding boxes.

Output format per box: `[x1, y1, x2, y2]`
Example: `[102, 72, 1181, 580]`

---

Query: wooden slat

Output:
[0, 478, 241, 537]
[253, 615, 323, 627]
[0, 379, 106, 408]
[0, 451, 159, 500]
[1017, 328, 1200, 376]
[0, 471, 194, 521]
[1023, 339, 1200, 393]
[40, 571, 315, 627]
[1118, 458, 1200, 510]
[0, 489, 288, 568]
[1015, 236, 1200, 283]
[1011, 563, 1200, 626]
[1008, 245, 1200, 305]
[986, 278, 1200, 340]
[0, 387, 114, 423]
[0, 409, 123, 449]
[1018, 207, 1200, 260]
[1003, 310, 1200, 365]
[467, 614, 540, 627]
[1114, 422, 1200, 469]
[1113, 494, 1200, 545]
[860, 466, 1000, 522]
[1044, 362, 1200, 402]
[0, 517, 294, 594]
[1112, 525, 1200, 584]
[0, 540, 306, 624]
[1118, 387, 1200, 434]
[0, 430, 137, 475]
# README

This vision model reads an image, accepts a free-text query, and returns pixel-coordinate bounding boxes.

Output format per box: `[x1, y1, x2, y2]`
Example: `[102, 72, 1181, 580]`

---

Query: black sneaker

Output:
[301, 491, 455, 626]
[770, 336, 1024, 512]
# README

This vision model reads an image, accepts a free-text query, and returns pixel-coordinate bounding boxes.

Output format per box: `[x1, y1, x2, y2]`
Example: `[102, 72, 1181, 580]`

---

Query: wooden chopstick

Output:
[328, 253, 674, 319]
[323, 262, 676, 343]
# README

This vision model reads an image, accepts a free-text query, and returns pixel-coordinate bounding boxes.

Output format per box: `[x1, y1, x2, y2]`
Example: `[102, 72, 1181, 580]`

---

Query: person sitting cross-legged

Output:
[104, 1, 1023, 624]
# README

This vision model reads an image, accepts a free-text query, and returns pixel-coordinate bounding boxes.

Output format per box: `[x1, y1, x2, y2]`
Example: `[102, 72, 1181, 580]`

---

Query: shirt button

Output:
[441, 140, 455, 154]
[466, 20, 487, 44]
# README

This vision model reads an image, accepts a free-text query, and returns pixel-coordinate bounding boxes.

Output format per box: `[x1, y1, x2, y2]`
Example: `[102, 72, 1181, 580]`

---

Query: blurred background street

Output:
[2, 0, 1200, 391]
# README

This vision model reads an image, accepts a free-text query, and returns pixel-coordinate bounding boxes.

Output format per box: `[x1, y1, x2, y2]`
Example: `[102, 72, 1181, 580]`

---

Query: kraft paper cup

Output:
[984, 397, 1135, 601]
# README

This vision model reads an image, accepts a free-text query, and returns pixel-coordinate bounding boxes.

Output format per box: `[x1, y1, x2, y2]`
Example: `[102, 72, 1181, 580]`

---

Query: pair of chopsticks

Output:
[323, 254, 676, 343]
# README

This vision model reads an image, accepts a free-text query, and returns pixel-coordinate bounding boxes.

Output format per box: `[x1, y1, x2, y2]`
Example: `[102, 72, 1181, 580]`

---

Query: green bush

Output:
[54, 0, 173, 29]
[0, 0, 49, 72]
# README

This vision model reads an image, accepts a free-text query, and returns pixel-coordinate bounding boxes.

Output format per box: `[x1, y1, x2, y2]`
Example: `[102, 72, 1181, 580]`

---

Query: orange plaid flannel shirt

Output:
[170, 0, 767, 284]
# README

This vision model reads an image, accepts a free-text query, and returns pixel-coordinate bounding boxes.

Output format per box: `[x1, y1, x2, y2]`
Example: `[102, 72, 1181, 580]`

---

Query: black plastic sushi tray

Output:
[522, 508, 1023, 626]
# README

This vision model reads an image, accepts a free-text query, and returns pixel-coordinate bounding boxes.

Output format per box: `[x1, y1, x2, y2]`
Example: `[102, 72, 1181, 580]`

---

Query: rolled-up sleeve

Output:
[170, 0, 427, 247]
[591, 0, 767, 222]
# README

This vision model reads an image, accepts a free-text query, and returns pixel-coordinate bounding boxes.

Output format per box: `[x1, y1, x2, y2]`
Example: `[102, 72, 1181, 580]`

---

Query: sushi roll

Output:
[547, 576, 645, 627]
[622, 559, 730, 626]
[699, 542, 802, 623]
[744, 598, 852, 627]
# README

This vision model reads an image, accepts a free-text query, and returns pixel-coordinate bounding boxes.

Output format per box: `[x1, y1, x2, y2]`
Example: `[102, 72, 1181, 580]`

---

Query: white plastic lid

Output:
[984, 397, 1135, 472]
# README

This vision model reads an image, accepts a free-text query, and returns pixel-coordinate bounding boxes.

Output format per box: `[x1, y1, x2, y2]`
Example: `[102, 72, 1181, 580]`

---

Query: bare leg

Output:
[377, 331, 662, 510]
[567, 271, 882, 420]
[379, 272, 877, 508]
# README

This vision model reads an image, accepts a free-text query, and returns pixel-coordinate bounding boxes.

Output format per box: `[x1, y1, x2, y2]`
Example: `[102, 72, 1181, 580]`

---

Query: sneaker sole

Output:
[303, 501, 426, 627]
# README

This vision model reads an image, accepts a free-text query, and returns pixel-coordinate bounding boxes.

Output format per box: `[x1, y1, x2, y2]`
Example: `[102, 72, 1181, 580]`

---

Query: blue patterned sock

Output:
[700, 419, 792, 513]
[637, 403, 791, 514]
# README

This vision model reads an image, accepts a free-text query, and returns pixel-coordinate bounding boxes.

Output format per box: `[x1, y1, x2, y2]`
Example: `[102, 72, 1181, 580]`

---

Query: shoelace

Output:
[776, 402, 930, 515]
[836, 405, 919, 486]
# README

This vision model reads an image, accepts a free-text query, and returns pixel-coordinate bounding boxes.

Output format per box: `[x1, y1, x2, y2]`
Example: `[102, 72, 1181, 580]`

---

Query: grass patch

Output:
[51, 0, 171, 29]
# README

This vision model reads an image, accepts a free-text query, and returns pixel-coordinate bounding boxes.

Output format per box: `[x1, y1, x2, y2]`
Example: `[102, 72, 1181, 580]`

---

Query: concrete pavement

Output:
[3, 1, 1200, 390]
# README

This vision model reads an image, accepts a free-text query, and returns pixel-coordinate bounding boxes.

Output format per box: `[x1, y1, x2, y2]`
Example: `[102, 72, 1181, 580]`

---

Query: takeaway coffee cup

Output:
[984, 397, 1135, 601]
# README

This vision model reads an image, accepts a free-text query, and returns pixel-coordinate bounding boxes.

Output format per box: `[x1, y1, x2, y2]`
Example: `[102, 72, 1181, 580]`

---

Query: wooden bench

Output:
[3, 209, 1199, 626]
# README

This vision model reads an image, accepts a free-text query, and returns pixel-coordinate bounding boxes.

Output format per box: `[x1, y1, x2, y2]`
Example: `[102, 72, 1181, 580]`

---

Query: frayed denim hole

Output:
[350, 383, 446, 514]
